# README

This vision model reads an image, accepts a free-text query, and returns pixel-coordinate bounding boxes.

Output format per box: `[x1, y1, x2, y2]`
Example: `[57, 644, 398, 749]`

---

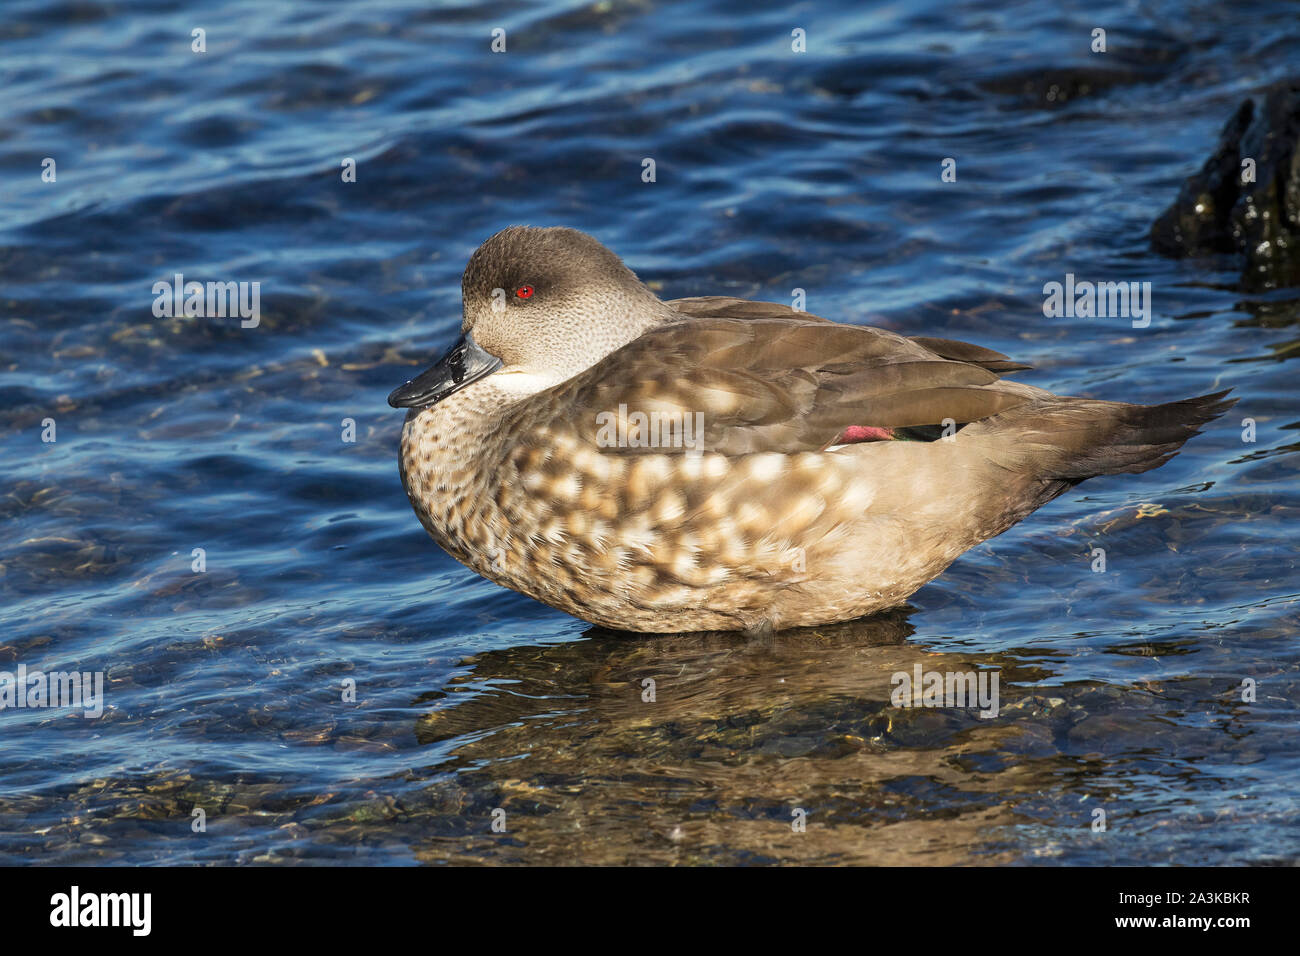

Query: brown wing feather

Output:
[907, 335, 1032, 374]
[667, 296, 832, 323]
[670, 296, 1031, 374]
[527, 313, 1032, 456]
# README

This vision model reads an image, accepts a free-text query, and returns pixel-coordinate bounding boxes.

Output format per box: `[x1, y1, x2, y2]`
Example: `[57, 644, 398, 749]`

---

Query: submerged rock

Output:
[1151, 81, 1300, 290]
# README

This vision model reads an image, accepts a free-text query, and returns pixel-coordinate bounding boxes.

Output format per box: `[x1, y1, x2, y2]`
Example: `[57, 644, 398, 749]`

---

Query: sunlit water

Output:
[1, 0, 1297, 864]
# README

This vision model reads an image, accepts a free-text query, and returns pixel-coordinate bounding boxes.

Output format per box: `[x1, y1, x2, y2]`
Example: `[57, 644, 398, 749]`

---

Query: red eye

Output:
[515, 285, 534, 299]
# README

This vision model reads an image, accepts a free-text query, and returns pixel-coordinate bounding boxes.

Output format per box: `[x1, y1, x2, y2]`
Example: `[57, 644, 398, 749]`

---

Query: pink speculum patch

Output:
[837, 425, 896, 443]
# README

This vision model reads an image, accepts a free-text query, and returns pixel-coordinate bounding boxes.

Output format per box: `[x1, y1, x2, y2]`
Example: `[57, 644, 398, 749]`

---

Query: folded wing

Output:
[526, 302, 1033, 456]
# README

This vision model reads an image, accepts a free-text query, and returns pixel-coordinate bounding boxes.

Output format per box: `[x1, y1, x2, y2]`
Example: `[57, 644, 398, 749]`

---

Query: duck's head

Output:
[388, 226, 674, 408]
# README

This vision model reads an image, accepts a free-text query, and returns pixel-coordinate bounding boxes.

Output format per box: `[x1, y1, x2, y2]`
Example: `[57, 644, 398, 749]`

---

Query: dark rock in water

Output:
[1151, 82, 1300, 290]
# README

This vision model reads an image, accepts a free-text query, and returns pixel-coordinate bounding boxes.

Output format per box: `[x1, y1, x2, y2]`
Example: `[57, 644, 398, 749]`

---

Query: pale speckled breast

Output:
[397, 387, 877, 631]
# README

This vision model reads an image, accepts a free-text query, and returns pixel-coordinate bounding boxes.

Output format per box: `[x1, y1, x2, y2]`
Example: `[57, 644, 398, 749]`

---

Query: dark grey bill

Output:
[387, 334, 503, 408]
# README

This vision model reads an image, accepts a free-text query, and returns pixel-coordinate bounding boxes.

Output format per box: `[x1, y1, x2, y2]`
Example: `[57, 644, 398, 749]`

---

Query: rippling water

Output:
[1, 0, 1297, 864]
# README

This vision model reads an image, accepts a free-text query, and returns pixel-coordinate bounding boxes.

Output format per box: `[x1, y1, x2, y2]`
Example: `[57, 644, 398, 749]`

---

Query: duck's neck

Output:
[511, 289, 680, 388]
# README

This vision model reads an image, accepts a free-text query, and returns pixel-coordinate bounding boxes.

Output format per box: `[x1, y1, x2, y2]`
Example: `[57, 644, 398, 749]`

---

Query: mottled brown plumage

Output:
[391, 226, 1233, 633]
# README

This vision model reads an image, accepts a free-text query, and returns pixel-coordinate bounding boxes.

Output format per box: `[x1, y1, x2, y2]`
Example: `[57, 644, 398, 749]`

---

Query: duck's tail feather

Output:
[990, 389, 1236, 481]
